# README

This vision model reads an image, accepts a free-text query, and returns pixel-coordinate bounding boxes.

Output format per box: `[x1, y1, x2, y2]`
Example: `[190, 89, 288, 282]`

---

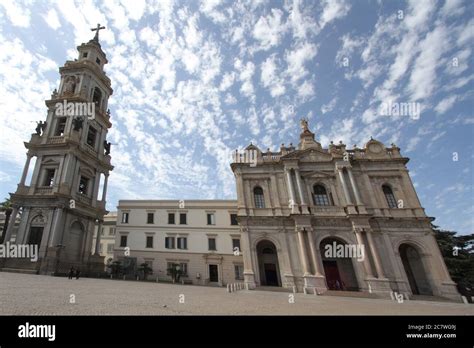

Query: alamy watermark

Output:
[379, 100, 420, 120]
[0, 242, 38, 262]
[324, 242, 365, 262]
[55, 99, 95, 119]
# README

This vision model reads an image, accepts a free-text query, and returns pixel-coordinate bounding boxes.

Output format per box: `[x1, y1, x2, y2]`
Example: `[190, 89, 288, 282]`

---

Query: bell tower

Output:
[1, 25, 114, 275]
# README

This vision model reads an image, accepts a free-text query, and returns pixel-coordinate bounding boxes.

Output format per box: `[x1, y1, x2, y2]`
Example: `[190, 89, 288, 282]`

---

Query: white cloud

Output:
[253, 8, 286, 50]
[319, 0, 350, 29]
[261, 55, 285, 97]
[285, 42, 317, 84]
[0, 0, 30, 28]
[42, 9, 61, 30]
[434, 95, 458, 114]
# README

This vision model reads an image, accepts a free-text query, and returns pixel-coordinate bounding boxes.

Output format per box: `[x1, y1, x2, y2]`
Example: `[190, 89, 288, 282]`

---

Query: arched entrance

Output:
[399, 243, 432, 295]
[28, 215, 45, 247]
[320, 237, 359, 291]
[256, 240, 281, 286]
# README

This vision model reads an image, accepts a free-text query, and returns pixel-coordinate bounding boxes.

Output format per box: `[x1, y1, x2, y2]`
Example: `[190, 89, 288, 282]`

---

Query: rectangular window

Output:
[179, 213, 187, 225]
[44, 169, 55, 187]
[86, 126, 97, 147]
[168, 213, 175, 224]
[107, 244, 114, 253]
[96, 57, 101, 65]
[146, 236, 153, 248]
[165, 236, 175, 249]
[100, 227, 104, 236]
[82, 52, 88, 58]
[78, 176, 89, 195]
[208, 238, 216, 251]
[177, 237, 187, 250]
[120, 235, 127, 247]
[232, 239, 241, 252]
[121, 212, 129, 223]
[99, 243, 103, 253]
[147, 213, 154, 224]
[180, 263, 188, 276]
[207, 213, 215, 225]
[234, 265, 244, 280]
[55, 117, 66, 136]
[109, 227, 116, 236]
[230, 214, 238, 226]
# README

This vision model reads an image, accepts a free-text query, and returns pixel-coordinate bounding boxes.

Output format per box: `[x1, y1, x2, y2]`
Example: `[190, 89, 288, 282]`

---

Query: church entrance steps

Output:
[0, 268, 38, 275]
[321, 290, 379, 299]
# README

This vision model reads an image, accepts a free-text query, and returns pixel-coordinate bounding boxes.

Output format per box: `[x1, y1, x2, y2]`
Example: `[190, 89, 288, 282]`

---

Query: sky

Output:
[0, 0, 472, 235]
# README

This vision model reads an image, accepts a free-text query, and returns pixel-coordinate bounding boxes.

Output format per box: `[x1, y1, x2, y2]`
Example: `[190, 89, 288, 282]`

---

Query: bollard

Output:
[292, 286, 296, 294]
[462, 296, 468, 304]
[245, 283, 249, 290]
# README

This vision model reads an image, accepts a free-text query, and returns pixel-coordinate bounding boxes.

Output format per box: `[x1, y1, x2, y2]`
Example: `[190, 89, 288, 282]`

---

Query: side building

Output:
[114, 200, 242, 286]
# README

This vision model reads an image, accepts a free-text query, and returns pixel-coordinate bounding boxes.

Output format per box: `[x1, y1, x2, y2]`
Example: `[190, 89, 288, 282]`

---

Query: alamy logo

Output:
[379, 100, 420, 120]
[55, 99, 95, 119]
[324, 242, 365, 262]
[18, 322, 56, 341]
[0, 242, 38, 262]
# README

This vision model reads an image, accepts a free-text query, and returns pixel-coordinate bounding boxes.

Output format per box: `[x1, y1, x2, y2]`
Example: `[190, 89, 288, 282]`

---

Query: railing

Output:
[311, 206, 346, 216]
[48, 136, 66, 144]
[77, 194, 92, 204]
[83, 143, 97, 156]
[35, 186, 53, 195]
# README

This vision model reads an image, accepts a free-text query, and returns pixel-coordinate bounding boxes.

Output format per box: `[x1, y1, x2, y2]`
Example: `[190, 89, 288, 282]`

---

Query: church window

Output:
[86, 126, 97, 147]
[313, 184, 330, 206]
[383, 185, 398, 208]
[43, 169, 55, 187]
[92, 87, 102, 107]
[78, 176, 89, 195]
[55, 117, 66, 136]
[82, 52, 88, 58]
[230, 214, 238, 225]
[253, 187, 265, 208]
[262, 247, 274, 254]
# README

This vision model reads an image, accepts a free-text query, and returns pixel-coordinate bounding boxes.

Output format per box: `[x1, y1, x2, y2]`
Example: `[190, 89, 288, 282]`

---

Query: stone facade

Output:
[91, 212, 117, 267]
[0, 32, 113, 275]
[114, 200, 243, 286]
[230, 119, 461, 301]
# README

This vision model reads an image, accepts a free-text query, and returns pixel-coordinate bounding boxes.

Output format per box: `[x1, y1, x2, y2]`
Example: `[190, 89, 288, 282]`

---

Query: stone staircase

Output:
[0, 258, 40, 275]
[321, 290, 380, 299]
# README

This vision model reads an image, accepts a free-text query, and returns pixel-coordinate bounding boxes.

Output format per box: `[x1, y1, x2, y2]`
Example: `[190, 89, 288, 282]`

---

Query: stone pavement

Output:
[0, 272, 472, 315]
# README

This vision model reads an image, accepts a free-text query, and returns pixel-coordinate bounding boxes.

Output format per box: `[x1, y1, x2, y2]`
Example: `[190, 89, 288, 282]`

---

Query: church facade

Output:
[231, 120, 461, 301]
[0, 29, 113, 275]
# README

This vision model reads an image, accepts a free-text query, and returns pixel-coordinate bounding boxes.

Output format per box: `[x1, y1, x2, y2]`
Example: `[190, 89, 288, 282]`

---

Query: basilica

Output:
[0, 28, 462, 302]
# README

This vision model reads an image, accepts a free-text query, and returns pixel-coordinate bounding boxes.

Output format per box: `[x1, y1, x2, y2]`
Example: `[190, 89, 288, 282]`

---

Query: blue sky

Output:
[0, 0, 472, 234]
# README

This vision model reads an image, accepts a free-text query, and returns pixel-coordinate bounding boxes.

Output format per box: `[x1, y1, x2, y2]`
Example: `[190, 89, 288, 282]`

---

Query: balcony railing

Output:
[35, 186, 53, 195]
[48, 136, 66, 144]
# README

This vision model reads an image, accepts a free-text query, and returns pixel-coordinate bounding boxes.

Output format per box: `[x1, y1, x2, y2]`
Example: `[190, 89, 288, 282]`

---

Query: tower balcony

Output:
[35, 186, 54, 195]
[47, 136, 66, 144]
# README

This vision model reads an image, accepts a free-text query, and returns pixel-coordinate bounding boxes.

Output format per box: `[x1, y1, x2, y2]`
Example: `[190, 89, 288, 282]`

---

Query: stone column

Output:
[347, 168, 363, 206]
[240, 226, 256, 288]
[285, 168, 299, 214]
[307, 229, 322, 276]
[366, 230, 385, 278]
[294, 168, 309, 214]
[354, 229, 373, 278]
[49, 207, 64, 247]
[101, 174, 109, 202]
[20, 154, 32, 185]
[235, 171, 247, 215]
[92, 172, 101, 205]
[94, 220, 103, 255]
[337, 169, 353, 205]
[2, 206, 19, 244]
[297, 227, 311, 276]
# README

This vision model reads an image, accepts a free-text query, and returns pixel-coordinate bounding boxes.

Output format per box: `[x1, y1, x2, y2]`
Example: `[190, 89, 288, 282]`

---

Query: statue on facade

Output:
[104, 140, 111, 155]
[35, 121, 47, 135]
[300, 118, 309, 132]
[51, 88, 58, 99]
[63, 76, 77, 95]
[72, 116, 84, 131]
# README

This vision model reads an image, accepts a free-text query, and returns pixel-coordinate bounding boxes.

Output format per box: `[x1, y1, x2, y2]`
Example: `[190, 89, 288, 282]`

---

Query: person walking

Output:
[68, 267, 75, 280]
[75, 269, 81, 280]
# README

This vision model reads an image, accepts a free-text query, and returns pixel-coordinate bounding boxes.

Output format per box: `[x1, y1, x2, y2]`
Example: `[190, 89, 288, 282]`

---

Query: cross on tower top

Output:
[91, 23, 106, 42]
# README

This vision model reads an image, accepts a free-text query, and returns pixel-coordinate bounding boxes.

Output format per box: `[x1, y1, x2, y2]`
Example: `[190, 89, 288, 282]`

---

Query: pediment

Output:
[281, 148, 333, 162]
[41, 158, 60, 165]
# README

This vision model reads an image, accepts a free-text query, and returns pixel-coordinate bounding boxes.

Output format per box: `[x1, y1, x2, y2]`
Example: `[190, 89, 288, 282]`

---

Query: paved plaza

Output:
[0, 272, 472, 315]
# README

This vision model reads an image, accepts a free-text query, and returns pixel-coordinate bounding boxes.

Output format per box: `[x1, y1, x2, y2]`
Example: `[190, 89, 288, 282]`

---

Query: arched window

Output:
[382, 185, 398, 208]
[253, 186, 265, 208]
[92, 87, 102, 107]
[313, 184, 330, 206]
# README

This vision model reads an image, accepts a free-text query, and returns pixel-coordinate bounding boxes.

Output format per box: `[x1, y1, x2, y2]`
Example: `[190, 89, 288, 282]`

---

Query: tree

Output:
[107, 261, 123, 279]
[433, 224, 474, 300]
[0, 197, 12, 243]
[137, 263, 153, 281]
[167, 263, 183, 283]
